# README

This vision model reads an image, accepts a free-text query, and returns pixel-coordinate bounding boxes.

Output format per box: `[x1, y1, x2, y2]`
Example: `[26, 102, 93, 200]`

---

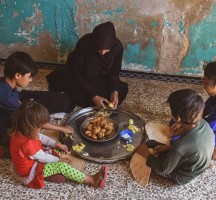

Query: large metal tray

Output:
[61, 107, 148, 163]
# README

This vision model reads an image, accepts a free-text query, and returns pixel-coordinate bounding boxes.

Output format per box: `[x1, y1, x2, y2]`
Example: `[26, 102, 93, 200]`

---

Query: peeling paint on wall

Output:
[123, 38, 157, 71]
[0, 0, 216, 77]
[182, 3, 216, 76]
[0, 0, 79, 62]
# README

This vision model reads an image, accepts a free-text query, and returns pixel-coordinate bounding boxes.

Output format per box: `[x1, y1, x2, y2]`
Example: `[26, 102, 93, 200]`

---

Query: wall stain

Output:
[182, 3, 216, 75]
[0, 0, 216, 76]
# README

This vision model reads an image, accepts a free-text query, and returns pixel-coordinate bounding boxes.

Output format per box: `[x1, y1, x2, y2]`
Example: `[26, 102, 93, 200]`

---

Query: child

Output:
[202, 62, 216, 159]
[0, 51, 73, 158]
[10, 101, 108, 189]
[136, 89, 214, 185]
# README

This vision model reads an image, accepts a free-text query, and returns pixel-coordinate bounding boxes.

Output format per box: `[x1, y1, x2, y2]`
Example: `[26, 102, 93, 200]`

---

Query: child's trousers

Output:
[43, 162, 85, 183]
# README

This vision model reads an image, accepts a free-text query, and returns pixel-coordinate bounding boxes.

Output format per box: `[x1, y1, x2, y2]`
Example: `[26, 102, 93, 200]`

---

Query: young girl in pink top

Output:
[10, 100, 108, 189]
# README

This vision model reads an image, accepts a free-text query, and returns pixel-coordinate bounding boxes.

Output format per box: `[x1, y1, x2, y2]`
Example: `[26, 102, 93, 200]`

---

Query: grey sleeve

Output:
[146, 150, 182, 175]
[38, 133, 56, 148]
[29, 149, 59, 163]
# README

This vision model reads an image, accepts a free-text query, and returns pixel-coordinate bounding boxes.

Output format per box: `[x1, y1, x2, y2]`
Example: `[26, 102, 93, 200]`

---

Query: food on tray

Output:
[72, 143, 86, 153]
[108, 102, 114, 108]
[129, 119, 134, 125]
[92, 110, 111, 118]
[84, 116, 114, 140]
[124, 143, 135, 152]
[128, 118, 139, 133]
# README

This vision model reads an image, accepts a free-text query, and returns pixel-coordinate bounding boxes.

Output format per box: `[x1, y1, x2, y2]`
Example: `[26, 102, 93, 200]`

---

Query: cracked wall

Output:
[0, 0, 216, 76]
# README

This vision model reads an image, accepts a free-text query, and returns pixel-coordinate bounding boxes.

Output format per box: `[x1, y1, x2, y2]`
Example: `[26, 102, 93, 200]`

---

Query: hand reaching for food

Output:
[55, 142, 68, 153]
[93, 95, 109, 109]
[110, 91, 119, 109]
[61, 125, 74, 136]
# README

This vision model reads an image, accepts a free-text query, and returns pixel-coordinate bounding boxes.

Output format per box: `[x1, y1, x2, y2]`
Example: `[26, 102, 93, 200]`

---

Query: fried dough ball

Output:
[85, 130, 91, 135]
[86, 124, 93, 131]
[105, 130, 112, 136]
[98, 132, 105, 139]
[101, 128, 106, 133]
[93, 126, 101, 134]
[92, 135, 97, 140]
[85, 117, 114, 140]
[90, 118, 98, 123]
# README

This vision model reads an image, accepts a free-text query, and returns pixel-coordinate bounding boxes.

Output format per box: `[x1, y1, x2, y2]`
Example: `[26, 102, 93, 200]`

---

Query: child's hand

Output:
[61, 125, 74, 136]
[170, 122, 183, 136]
[136, 144, 150, 158]
[153, 145, 171, 155]
[59, 152, 72, 164]
[55, 142, 68, 153]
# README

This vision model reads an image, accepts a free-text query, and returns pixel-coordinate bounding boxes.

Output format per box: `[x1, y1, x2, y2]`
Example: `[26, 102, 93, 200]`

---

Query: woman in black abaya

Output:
[47, 21, 128, 109]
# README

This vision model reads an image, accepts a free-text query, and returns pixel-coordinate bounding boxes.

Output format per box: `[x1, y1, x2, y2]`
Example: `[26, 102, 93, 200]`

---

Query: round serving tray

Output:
[61, 107, 148, 163]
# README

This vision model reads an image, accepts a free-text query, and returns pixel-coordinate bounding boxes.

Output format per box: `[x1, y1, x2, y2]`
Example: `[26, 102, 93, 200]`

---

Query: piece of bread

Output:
[145, 122, 171, 145]
[130, 152, 151, 187]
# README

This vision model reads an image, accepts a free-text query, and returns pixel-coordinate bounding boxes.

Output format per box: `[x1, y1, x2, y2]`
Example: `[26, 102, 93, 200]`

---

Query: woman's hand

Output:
[55, 142, 68, 153]
[93, 95, 109, 109]
[110, 91, 119, 109]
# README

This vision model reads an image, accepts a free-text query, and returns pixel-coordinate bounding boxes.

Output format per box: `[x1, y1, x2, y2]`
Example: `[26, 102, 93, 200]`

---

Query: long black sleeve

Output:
[108, 40, 123, 92]
[66, 47, 98, 99]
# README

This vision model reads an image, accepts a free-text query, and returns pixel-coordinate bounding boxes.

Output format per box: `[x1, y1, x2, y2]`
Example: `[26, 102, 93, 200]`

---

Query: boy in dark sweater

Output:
[203, 62, 216, 159]
[0, 52, 74, 158]
[137, 89, 214, 185]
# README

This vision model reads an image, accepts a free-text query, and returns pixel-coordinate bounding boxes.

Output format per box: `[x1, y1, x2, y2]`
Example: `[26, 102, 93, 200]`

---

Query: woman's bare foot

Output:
[83, 165, 108, 188]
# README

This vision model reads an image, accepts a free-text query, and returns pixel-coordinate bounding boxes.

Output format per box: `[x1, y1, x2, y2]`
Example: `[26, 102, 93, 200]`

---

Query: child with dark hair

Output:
[10, 101, 108, 189]
[136, 89, 214, 185]
[203, 62, 216, 159]
[0, 51, 74, 158]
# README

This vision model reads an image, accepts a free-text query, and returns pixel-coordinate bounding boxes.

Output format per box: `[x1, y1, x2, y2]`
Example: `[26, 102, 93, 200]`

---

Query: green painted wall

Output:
[0, 0, 216, 76]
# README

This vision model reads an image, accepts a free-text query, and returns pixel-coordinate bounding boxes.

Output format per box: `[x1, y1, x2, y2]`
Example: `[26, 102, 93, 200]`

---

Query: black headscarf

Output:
[92, 21, 116, 51]
[46, 21, 128, 107]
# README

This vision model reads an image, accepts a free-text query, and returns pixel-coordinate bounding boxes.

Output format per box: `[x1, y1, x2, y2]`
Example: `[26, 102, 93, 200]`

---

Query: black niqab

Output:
[46, 21, 128, 107]
[92, 21, 116, 51]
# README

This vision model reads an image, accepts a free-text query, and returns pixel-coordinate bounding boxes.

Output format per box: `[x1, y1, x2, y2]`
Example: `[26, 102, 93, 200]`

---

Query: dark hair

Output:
[4, 51, 38, 79]
[10, 100, 50, 138]
[204, 62, 216, 85]
[167, 89, 204, 124]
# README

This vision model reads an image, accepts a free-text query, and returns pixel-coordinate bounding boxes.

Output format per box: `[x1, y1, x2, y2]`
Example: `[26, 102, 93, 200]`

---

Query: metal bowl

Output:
[80, 117, 119, 142]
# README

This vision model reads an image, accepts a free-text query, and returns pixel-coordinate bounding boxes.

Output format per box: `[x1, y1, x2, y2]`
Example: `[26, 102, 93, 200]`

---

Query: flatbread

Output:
[145, 122, 171, 145]
[130, 152, 151, 187]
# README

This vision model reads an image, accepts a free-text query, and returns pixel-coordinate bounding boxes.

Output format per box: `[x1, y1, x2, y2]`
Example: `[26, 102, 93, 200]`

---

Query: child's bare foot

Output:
[83, 165, 108, 188]
[212, 147, 216, 160]
[208, 162, 214, 169]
